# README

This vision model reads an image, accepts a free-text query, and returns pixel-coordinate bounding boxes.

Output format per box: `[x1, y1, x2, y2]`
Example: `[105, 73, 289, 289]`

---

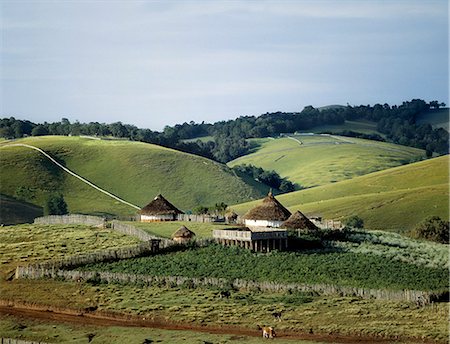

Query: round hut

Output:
[243, 192, 291, 228]
[282, 210, 319, 231]
[140, 194, 183, 222]
[172, 225, 196, 244]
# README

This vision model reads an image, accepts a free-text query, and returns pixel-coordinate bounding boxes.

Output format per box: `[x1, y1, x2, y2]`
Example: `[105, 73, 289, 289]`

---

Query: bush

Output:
[44, 193, 68, 215]
[410, 216, 449, 244]
[344, 215, 364, 229]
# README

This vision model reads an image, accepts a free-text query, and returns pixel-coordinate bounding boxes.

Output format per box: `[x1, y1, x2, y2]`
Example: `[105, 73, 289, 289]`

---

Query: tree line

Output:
[1, 99, 448, 162]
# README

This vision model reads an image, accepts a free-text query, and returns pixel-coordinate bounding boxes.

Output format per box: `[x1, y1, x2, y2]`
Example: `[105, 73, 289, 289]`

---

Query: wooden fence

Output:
[15, 264, 440, 304]
[110, 221, 173, 248]
[15, 241, 161, 279]
[34, 214, 106, 227]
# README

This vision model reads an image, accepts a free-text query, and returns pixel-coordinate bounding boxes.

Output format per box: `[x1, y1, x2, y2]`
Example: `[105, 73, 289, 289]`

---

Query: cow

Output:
[258, 325, 276, 339]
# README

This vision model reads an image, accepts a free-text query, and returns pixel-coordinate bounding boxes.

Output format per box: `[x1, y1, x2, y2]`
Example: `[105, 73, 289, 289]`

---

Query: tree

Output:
[44, 194, 68, 215]
[31, 125, 49, 136]
[344, 215, 364, 229]
[193, 205, 209, 215]
[409, 216, 449, 244]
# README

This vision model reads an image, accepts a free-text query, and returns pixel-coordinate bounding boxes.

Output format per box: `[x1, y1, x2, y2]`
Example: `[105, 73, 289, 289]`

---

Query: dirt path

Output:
[0, 304, 435, 344]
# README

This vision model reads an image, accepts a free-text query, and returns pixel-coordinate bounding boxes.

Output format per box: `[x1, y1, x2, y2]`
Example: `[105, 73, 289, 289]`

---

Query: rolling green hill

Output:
[0, 136, 267, 218]
[228, 134, 425, 188]
[231, 156, 449, 233]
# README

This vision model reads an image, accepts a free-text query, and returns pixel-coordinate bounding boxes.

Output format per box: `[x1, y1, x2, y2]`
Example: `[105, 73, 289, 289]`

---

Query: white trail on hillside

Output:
[2, 143, 141, 210]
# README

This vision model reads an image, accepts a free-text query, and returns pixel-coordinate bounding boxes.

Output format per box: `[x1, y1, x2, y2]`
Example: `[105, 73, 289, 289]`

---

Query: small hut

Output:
[243, 192, 291, 228]
[140, 194, 183, 222]
[282, 210, 319, 231]
[172, 225, 195, 244]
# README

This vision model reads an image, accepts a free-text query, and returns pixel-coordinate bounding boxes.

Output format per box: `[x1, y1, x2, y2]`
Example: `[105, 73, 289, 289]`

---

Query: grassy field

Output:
[0, 136, 266, 218]
[80, 244, 448, 292]
[0, 223, 140, 276]
[416, 108, 449, 131]
[126, 221, 239, 239]
[0, 194, 43, 225]
[228, 134, 425, 188]
[0, 315, 324, 344]
[310, 120, 383, 136]
[1, 223, 448, 342]
[231, 155, 449, 232]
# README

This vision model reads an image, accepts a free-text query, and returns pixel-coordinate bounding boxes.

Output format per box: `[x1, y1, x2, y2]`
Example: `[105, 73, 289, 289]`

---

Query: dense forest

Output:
[1, 99, 448, 162]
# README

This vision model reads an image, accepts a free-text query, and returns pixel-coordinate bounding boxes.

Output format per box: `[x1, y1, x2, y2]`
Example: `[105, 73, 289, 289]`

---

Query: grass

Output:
[0, 194, 43, 225]
[80, 245, 448, 291]
[0, 136, 265, 217]
[125, 221, 237, 239]
[182, 135, 215, 143]
[2, 279, 448, 342]
[416, 108, 449, 131]
[1, 223, 448, 342]
[0, 315, 324, 344]
[0, 223, 140, 276]
[228, 134, 425, 188]
[310, 119, 384, 136]
[231, 155, 449, 232]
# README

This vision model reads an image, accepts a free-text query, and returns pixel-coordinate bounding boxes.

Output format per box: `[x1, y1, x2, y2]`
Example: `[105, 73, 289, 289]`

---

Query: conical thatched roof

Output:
[140, 194, 184, 215]
[243, 192, 291, 221]
[172, 226, 195, 239]
[282, 210, 318, 231]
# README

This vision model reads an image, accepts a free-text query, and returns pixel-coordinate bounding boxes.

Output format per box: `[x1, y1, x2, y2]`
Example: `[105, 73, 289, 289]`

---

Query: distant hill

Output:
[228, 134, 425, 188]
[231, 155, 449, 233]
[0, 136, 267, 218]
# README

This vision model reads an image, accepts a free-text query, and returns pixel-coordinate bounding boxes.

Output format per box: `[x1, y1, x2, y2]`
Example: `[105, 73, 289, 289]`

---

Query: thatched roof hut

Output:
[172, 225, 195, 243]
[282, 210, 319, 231]
[140, 194, 183, 221]
[243, 192, 291, 228]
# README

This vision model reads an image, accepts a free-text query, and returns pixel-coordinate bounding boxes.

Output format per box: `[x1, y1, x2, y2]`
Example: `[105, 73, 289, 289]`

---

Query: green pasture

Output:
[0, 136, 265, 218]
[0, 315, 324, 344]
[0, 223, 139, 275]
[81, 244, 448, 292]
[231, 155, 449, 232]
[125, 221, 235, 239]
[181, 135, 215, 143]
[310, 119, 383, 135]
[416, 108, 449, 131]
[229, 134, 425, 188]
[2, 279, 447, 342]
[0, 194, 43, 225]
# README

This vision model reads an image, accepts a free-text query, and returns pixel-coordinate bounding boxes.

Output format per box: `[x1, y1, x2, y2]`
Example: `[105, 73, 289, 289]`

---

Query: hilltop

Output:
[231, 155, 449, 233]
[0, 136, 267, 220]
[228, 134, 425, 188]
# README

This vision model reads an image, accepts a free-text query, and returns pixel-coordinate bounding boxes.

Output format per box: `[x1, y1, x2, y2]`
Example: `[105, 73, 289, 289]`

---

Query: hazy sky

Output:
[1, 1, 448, 130]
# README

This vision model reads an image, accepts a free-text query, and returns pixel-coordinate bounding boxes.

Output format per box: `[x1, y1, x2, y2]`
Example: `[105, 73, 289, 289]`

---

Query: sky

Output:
[1, 0, 448, 131]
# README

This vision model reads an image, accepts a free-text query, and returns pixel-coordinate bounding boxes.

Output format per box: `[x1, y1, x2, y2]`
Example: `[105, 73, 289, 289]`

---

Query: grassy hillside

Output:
[310, 119, 382, 136]
[0, 194, 43, 225]
[0, 136, 266, 217]
[228, 134, 425, 188]
[416, 108, 449, 131]
[232, 156, 449, 232]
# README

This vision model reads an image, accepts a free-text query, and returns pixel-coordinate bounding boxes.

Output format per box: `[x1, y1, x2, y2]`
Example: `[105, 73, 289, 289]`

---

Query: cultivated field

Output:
[232, 155, 449, 232]
[228, 134, 425, 188]
[0, 136, 266, 220]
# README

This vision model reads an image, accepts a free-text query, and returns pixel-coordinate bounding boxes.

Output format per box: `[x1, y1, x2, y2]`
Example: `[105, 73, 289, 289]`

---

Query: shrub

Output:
[344, 215, 364, 229]
[44, 193, 68, 215]
[410, 216, 449, 244]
